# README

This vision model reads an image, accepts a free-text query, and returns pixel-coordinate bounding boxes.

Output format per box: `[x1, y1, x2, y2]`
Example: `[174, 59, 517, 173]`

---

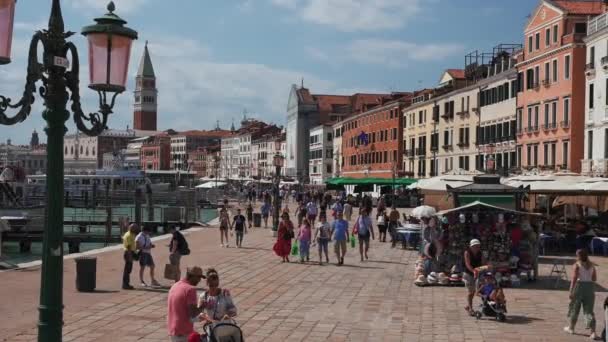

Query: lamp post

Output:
[0, 1, 137, 341]
[272, 153, 284, 235]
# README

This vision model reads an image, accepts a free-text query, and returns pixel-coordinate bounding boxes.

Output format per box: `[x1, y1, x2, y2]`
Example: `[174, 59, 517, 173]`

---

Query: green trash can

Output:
[75, 256, 97, 292]
[253, 213, 261, 227]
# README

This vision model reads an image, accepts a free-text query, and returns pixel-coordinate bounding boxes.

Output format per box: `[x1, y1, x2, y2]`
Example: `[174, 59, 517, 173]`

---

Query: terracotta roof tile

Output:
[446, 69, 466, 79]
[551, 0, 605, 15]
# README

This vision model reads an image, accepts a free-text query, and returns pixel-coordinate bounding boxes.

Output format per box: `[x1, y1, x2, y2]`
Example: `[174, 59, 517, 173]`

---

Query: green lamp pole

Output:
[0, 1, 137, 341]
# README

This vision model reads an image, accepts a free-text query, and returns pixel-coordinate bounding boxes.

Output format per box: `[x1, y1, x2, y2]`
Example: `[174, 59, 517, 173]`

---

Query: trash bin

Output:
[253, 213, 261, 227]
[75, 256, 97, 292]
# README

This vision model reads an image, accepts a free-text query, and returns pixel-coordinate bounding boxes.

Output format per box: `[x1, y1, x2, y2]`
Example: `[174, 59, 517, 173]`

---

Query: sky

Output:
[0, 0, 534, 144]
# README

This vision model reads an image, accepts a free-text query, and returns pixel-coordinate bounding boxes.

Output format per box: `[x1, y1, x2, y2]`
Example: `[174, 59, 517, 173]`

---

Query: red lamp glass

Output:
[0, 0, 16, 65]
[81, 2, 137, 93]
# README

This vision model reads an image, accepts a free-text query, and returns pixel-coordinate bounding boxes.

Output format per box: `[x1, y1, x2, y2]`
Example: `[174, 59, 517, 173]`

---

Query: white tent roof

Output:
[407, 174, 476, 191]
[195, 181, 227, 189]
[503, 173, 588, 192]
[436, 201, 541, 216]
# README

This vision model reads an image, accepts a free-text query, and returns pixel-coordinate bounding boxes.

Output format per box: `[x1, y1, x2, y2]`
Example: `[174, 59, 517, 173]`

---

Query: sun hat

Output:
[469, 239, 481, 247]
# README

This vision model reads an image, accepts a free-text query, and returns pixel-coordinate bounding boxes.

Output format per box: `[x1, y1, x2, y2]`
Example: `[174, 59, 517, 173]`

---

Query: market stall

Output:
[414, 175, 538, 288]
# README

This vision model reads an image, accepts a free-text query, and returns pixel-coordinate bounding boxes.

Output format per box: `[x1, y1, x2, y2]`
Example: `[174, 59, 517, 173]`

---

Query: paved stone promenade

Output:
[1, 207, 608, 341]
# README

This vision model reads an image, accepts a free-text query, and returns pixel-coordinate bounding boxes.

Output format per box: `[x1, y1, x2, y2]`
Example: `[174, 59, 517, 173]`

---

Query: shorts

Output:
[308, 214, 316, 221]
[139, 252, 154, 267]
[220, 223, 229, 231]
[262, 213, 269, 218]
[378, 225, 387, 233]
[169, 253, 181, 266]
[358, 231, 370, 243]
[334, 240, 347, 256]
[463, 273, 476, 293]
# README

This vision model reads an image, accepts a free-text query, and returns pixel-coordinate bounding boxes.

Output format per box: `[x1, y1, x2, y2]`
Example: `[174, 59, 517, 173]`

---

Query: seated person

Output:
[198, 268, 237, 324]
[477, 272, 506, 306]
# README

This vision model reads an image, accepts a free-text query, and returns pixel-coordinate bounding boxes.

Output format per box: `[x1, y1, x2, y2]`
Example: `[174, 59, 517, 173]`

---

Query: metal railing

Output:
[589, 12, 608, 36]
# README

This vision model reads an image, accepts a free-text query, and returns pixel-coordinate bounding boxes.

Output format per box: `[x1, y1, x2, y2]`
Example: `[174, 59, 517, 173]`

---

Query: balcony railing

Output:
[560, 120, 570, 128]
[589, 12, 608, 36]
[430, 145, 439, 152]
[406, 149, 415, 157]
[457, 141, 469, 147]
[516, 127, 523, 135]
[442, 144, 453, 149]
[415, 148, 426, 156]
[541, 79, 550, 87]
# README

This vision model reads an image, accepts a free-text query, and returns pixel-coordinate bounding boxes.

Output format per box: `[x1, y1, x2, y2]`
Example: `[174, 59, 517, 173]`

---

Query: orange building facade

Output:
[516, 0, 605, 173]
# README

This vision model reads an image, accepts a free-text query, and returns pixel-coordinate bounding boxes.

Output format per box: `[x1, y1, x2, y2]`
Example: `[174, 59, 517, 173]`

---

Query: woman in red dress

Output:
[273, 212, 294, 262]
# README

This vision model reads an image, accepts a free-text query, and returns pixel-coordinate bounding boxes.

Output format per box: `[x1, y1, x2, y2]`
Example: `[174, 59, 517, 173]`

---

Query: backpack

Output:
[175, 232, 190, 255]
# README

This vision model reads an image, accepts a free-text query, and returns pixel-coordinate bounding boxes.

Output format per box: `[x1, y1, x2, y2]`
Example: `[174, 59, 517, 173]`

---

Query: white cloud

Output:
[307, 39, 465, 68]
[271, 0, 423, 32]
[63, 0, 148, 14]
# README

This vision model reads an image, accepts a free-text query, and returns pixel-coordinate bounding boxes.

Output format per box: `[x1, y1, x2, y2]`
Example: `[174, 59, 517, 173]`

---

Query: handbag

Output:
[164, 263, 179, 280]
[353, 219, 360, 235]
[132, 250, 140, 261]
[291, 241, 299, 256]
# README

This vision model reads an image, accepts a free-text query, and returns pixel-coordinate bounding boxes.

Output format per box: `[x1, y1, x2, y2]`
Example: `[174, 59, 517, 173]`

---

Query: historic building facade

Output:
[583, 12, 608, 176]
[308, 125, 334, 185]
[516, 0, 604, 173]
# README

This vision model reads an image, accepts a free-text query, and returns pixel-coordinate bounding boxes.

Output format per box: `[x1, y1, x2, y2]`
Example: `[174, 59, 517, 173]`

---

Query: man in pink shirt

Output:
[167, 266, 206, 342]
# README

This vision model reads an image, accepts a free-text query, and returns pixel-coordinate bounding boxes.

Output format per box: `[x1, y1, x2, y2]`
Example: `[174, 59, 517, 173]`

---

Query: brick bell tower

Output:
[133, 41, 157, 131]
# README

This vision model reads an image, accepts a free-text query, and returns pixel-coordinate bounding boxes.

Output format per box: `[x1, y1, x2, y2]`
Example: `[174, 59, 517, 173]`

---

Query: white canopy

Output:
[436, 201, 541, 216]
[407, 174, 476, 191]
[503, 172, 588, 192]
[195, 181, 227, 189]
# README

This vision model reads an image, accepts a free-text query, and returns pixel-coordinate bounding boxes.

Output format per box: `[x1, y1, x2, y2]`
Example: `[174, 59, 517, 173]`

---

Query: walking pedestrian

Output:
[169, 225, 190, 282]
[297, 201, 306, 226]
[261, 201, 271, 228]
[219, 206, 231, 247]
[245, 202, 253, 229]
[388, 206, 400, 247]
[306, 199, 318, 227]
[315, 214, 331, 265]
[273, 212, 294, 262]
[135, 225, 161, 287]
[377, 209, 388, 243]
[354, 209, 374, 262]
[231, 208, 247, 248]
[564, 249, 598, 339]
[343, 201, 353, 221]
[331, 211, 349, 266]
[167, 266, 206, 342]
[331, 200, 343, 219]
[121, 223, 139, 290]
[298, 218, 312, 262]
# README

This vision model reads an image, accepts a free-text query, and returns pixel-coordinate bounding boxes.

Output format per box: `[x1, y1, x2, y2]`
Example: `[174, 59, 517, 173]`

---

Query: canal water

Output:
[1, 207, 218, 265]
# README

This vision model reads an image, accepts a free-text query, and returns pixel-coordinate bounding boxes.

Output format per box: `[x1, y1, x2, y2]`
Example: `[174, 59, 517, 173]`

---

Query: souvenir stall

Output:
[414, 175, 538, 287]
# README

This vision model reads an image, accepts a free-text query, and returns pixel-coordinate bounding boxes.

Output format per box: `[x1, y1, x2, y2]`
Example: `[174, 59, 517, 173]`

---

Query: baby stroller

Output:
[473, 272, 507, 322]
[194, 320, 244, 342]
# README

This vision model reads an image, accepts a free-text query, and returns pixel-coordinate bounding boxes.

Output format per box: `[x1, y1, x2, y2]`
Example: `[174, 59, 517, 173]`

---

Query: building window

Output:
[544, 103, 549, 128]
[552, 60, 558, 82]
[564, 97, 570, 124]
[563, 141, 569, 168]
[517, 145, 522, 167]
[533, 145, 538, 166]
[553, 24, 558, 43]
[534, 106, 539, 128]
[565, 55, 571, 79]
[605, 129, 608, 159]
[545, 28, 550, 46]
[588, 130, 594, 159]
[589, 83, 595, 109]
[527, 145, 531, 166]
[543, 143, 549, 165]
[535, 32, 540, 50]
[528, 36, 533, 53]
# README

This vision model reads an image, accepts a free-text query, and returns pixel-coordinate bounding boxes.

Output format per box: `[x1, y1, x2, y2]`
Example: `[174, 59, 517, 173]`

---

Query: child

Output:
[478, 272, 506, 306]
[377, 209, 388, 243]
[315, 214, 331, 265]
[298, 218, 312, 263]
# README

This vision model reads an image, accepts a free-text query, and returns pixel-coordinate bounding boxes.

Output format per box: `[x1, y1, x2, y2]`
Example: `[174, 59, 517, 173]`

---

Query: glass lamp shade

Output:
[0, 0, 16, 65]
[87, 33, 132, 93]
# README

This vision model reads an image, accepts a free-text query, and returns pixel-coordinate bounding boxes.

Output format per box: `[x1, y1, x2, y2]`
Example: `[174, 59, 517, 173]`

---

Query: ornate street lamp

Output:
[272, 153, 284, 233]
[0, 1, 137, 341]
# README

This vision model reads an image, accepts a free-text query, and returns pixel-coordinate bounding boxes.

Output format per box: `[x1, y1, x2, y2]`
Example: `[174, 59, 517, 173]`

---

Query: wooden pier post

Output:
[104, 183, 112, 245]
[135, 189, 142, 227]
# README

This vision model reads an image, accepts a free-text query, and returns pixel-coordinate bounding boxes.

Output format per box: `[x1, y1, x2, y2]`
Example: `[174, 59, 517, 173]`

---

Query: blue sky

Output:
[0, 0, 533, 144]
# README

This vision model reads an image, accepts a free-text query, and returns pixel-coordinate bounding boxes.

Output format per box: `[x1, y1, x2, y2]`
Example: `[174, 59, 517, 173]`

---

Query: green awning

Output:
[325, 177, 417, 186]
[458, 194, 515, 209]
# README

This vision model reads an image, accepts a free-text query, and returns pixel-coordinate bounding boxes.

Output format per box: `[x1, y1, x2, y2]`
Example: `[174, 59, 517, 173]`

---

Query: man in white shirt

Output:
[136, 225, 161, 287]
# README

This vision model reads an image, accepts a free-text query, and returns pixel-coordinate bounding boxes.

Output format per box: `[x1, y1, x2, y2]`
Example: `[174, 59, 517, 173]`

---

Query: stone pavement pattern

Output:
[1, 204, 607, 342]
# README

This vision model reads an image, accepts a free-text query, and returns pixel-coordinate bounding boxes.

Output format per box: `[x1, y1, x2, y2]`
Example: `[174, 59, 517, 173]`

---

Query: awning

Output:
[458, 194, 515, 209]
[436, 201, 540, 216]
[325, 177, 417, 186]
[195, 181, 227, 189]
